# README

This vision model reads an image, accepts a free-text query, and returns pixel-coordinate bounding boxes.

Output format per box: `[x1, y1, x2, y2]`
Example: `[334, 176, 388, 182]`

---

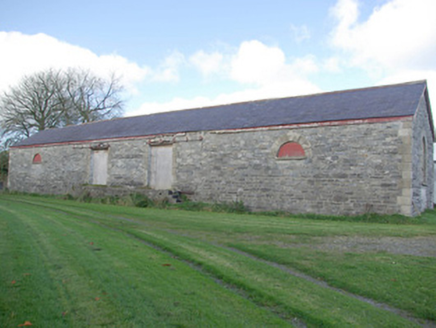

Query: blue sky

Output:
[1, 0, 435, 116]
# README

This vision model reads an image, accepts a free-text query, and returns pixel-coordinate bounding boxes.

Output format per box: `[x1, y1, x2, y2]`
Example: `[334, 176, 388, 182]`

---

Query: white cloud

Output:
[322, 57, 342, 73]
[0, 31, 149, 94]
[230, 40, 319, 85]
[330, 0, 360, 36]
[130, 40, 322, 116]
[377, 69, 436, 84]
[129, 96, 214, 116]
[290, 24, 311, 43]
[151, 51, 185, 82]
[330, 0, 436, 113]
[189, 50, 224, 76]
[129, 79, 321, 117]
[1, 32, 322, 119]
[230, 40, 287, 85]
[330, 0, 436, 70]
[291, 55, 319, 75]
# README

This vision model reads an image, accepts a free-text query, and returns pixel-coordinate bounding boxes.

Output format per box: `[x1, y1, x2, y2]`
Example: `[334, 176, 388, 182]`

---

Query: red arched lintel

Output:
[33, 153, 42, 164]
[277, 142, 305, 158]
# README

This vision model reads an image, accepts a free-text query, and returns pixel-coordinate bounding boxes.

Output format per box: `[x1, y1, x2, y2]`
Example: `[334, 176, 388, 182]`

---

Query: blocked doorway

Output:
[149, 146, 173, 189]
[91, 150, 108, 185]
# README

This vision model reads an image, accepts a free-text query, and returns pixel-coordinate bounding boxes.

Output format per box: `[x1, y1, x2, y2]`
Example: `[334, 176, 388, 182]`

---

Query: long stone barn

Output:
[7, 80, 435, 216]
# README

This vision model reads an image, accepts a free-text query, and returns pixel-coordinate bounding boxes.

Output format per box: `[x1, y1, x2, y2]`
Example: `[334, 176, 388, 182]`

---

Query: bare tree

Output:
[62, 69, 124, 124]
[0, 68, 124, 146]
[1, 69, 64, 142]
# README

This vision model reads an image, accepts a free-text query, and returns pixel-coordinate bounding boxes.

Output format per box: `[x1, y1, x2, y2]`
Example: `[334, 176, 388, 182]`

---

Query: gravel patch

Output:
[307, 236, 436, 257]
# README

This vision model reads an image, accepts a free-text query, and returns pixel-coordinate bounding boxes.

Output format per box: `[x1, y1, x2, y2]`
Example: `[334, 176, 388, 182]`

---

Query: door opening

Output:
[150, 146, 173, 189]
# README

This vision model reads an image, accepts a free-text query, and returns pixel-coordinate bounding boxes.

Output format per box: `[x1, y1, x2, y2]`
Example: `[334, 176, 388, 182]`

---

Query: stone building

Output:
[8, 81, 434, 216]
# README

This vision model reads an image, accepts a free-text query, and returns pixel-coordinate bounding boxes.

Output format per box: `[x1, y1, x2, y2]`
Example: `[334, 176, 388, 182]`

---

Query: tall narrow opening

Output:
[150, 145, 173, 189]
[422, 137, 427, 184]
[92, 150, 108, 185]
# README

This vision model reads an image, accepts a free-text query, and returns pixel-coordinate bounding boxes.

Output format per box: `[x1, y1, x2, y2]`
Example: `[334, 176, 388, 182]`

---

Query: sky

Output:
[1, 0, 436, 118]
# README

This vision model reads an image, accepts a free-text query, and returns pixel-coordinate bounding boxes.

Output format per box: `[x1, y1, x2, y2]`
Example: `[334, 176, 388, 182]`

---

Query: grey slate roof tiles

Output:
[14, 81, 428, 147]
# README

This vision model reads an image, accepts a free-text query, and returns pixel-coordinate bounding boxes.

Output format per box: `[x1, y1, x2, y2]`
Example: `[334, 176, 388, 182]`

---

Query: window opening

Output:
[277, 142, 305, 159]
[32, 153, 42, 164]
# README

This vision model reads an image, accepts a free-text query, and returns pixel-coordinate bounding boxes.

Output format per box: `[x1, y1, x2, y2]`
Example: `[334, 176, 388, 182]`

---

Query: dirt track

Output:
[309, 236, 436, 257]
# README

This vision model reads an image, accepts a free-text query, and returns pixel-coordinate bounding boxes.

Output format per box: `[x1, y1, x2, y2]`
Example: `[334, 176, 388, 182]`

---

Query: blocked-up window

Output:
[32, 153, 42, 164]
[422, 137, 427, 185]
[277, 142, 306, 159]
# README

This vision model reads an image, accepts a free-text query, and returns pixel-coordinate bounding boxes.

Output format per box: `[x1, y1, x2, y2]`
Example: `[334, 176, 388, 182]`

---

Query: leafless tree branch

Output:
[0, 68, 124, 146]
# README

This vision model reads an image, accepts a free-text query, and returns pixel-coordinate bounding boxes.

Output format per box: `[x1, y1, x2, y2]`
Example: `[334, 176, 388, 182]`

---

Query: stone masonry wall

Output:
[8, 138, 150, 195]
[107, 139, 149, 187]
[174, 120, 412, 216]
[8, 114, 428, 216]
[8, 144, 90, 194]
[411, 95, 434, 215]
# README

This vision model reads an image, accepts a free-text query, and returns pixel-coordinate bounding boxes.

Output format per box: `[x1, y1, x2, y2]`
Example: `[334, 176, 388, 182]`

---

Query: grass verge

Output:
[1, 193, 435, 327]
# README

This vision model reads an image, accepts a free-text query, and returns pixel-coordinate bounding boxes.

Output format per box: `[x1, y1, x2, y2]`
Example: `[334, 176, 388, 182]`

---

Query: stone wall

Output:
[411, 95, 434, 215]
[8, 101, 434, 216]
[174, 120, 411, 215]
[107, 139, 149, 187]
[8, 144, 90, 194]
[8, 138, 150, 195]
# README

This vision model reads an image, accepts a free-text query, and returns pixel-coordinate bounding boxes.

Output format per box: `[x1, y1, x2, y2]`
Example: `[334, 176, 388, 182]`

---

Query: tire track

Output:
[7, 197, 436, 327]
[6, 197, 302, 327]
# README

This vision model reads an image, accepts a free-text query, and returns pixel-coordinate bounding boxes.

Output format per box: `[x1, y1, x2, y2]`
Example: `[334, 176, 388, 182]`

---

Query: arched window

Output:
[277, 142, 305, 159]
[32, 153, 42, 164]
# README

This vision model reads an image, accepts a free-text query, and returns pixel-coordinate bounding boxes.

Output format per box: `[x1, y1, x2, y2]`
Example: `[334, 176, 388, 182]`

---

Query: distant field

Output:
[1, 194, 435, 327]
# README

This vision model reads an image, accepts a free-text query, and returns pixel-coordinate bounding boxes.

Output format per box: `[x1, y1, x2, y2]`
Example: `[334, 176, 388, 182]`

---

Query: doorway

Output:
[150, 146, 173, 189]
[92, 150, 108, 185]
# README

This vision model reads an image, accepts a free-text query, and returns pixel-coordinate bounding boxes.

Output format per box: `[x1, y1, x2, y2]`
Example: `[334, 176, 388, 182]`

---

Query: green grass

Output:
[0, 197, 288, 327]
[1, 194, 435, 327]
[231, 245, 436, 321]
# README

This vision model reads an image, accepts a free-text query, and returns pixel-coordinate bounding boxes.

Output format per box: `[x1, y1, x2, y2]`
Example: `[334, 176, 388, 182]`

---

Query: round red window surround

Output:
[277, 142, 305, 158]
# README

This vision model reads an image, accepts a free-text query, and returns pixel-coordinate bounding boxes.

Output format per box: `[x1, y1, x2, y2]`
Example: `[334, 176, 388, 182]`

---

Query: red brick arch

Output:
[277, 142, 305, 158]
[32, 153, 42, 164]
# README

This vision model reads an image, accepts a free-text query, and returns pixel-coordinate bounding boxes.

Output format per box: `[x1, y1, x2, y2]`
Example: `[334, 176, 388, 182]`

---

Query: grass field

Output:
[1, 194, 435, 327]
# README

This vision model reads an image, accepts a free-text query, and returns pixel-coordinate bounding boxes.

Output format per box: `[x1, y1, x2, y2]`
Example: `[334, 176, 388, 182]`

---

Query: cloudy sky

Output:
[1, 0, 435, 117]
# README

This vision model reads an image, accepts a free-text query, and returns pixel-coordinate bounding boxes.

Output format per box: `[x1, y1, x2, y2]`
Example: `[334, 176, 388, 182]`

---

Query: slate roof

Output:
[14, 80, 430, 147]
